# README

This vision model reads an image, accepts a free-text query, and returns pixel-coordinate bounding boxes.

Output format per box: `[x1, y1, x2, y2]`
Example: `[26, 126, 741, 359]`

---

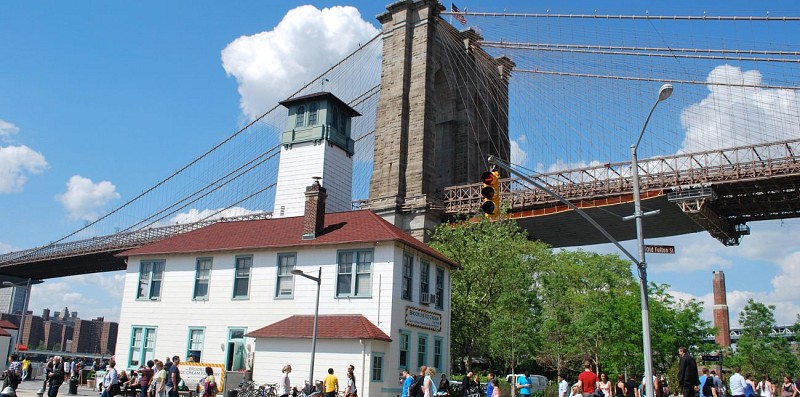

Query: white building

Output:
[116, 182, 457, 397]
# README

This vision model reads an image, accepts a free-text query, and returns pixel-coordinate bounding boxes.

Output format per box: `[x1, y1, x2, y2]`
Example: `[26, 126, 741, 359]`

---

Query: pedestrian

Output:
[463, 372, 475, 397]
[625, 375, 640, 397]
[154, 361, 167, 397]
[139, 361, 155, 397]
[745, 375, 756, 397]
[22, 355, 31, 382]
[577, 363, 599, 397]
[401, 370, 414, 397]
[615, 375, 625, 397]
[6, 353, 22, 390]
[489, 379, 499, 397]
[423, 367, 437, 397]
[167, 356, 181, 397]
[47, 356, 66, 397]
[517, 371, 532, 397]
[487, 373, 497, 397]
[413, 366, 428, 397]
[599, 374, 611, 397]
[702, 370, 718, 397]
[437, 374, 450, 397]
[729, 368, 746, 397]
[279, 365, 291, 397]
[345, 370, 358, 397]
[678, 347, 700, 397]
[100, 360, 118, 397]
[323, 368, 339, 397]
[201, 367, 217, 397]
[701, 369, 710, 397]
[780, 376, 798, 397]
[756, 375, 774, 397]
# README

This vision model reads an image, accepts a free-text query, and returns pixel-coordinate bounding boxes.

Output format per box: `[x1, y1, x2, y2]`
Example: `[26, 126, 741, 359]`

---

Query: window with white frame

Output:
[417, 334, 428, 368]
[420, 261, 430, 302]
[129, 326, 156, 368]
[233, 256, 252, 299]
[371, 353, 384, 381]
[402, 254, 413, 301]
[137, 260, 165, 300]
[336, 250, 372, 297]
[435, 267, 445, 309]
[194, 258, 211, 300]
[187, 328, 204, 363]
[275, 253, 296, 298]
[295, 105, 306, 128]
[399, 331, 410, 370]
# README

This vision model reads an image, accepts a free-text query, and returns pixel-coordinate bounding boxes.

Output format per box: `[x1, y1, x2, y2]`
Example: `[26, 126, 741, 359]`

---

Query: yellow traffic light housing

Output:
[481, 170, 500, 217]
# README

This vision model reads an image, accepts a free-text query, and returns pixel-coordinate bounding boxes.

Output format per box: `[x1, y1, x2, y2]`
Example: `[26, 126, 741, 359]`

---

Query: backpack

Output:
[703, 377, 714, 396]
[409, 375, 423, 397]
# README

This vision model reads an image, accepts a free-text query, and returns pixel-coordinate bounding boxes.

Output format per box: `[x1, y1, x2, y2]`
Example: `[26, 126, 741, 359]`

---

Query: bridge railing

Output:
[443, 138, 800, 214]
[0, 212, 273, 266]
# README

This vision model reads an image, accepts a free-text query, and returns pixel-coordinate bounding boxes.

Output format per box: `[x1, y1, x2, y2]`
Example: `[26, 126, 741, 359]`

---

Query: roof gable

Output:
[119, 210, 457, 267]
[0, 319, 18, 330]
[246, 314, 391, 342]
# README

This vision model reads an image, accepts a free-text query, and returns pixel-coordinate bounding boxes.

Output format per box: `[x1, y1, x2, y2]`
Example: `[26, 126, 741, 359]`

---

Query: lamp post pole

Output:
[3, 279, 32, 356]
[291, 267, 322, 390]
[630, 83, 673, 397]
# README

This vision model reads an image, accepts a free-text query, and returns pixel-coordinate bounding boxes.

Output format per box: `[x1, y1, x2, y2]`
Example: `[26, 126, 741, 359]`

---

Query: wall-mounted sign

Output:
[405, 306, 442, 332]
[180, 362, 226, 391]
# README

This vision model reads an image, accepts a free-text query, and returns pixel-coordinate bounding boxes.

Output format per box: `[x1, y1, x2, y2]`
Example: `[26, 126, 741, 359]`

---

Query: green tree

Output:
[430, 217, 549, 373]
[730, 299, 800, 378]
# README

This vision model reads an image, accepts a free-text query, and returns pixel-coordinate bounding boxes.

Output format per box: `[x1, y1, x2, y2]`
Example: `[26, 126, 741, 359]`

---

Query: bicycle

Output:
[261, 383, 279, 397]
[238, 380, 259, 397]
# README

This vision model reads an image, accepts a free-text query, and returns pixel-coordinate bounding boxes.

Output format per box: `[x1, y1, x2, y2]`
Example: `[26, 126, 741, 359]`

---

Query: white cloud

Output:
[57, 175, 121, 221]
[680, 64, 800, 153]
[510, 136, 528, 165]
[0, 145, 48, 193]
[28, 272, 124, 322]
[538, 159, 604, 174]
[0, 119, 20, 138]
[168, 206, 264, 224]
[221, 5, 380, 120]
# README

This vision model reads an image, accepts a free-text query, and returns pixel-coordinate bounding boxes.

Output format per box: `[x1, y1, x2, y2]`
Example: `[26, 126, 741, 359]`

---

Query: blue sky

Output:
[1, 1, 799, 326]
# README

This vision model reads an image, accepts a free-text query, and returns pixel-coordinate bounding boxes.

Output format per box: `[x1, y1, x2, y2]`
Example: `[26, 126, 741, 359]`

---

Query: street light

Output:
[3, 279, 32, 356]
[291, 267, 322, 390]
[627, 83, 673, 397]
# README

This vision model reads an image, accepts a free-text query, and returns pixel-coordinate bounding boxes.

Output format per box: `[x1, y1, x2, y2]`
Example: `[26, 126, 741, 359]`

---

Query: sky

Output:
[1, 1, 799, 328]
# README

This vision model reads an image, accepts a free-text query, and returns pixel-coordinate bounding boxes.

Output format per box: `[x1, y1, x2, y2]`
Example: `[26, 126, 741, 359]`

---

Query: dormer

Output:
[279, 92, 360, 156]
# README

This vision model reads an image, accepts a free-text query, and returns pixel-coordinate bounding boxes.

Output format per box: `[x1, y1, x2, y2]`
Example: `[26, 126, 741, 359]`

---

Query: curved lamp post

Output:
[630, 83, 673, 397]
[291, 267, 322, 390]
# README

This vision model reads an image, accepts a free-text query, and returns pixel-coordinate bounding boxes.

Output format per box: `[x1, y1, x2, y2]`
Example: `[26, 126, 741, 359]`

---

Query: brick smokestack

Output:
[302, 179, 327, 240]
[713, 271, 731, 347]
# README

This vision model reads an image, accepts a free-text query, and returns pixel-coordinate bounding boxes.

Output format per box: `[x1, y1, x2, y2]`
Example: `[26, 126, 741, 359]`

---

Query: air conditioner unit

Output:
[420, 292, 433, 304]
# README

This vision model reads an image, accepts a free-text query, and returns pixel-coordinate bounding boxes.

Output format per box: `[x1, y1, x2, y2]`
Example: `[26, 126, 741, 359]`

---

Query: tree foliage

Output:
[728, 299, 800, 377]
[430, 217, 713, 379]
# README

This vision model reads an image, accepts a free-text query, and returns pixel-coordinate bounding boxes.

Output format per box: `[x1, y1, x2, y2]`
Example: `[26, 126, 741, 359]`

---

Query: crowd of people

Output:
[276, 364, 358, 397]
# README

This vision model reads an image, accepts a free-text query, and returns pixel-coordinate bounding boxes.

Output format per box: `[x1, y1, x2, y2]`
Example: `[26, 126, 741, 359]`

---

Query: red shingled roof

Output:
[0, 319, 18, 330]
[119, 210, 457, 267]
[0, 328, 11, 337]
[246, 315, 391, 342]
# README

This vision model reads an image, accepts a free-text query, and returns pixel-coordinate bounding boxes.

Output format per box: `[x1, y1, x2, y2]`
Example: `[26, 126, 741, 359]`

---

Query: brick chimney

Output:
[42, 308, 50, 321]
[302, 179, 327, 240]
[712, 271, 731, 347]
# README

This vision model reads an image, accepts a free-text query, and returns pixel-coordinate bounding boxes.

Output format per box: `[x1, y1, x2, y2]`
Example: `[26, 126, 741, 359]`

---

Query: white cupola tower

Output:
[273, 92, 359, 217]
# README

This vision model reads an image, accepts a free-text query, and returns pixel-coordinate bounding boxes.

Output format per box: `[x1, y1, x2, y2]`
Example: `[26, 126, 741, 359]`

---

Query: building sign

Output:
[179, 362, 226, 391]
[405, 306, 442, 332]
[645, 245, 675, 254]
[701, 355, 722, 362]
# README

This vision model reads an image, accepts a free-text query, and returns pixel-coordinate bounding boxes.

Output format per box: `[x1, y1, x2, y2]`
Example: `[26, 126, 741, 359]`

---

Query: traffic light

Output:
[481, 170, 500, 217]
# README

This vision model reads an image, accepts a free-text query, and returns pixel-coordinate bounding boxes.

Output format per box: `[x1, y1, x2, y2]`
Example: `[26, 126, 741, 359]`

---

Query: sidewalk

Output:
[13, 378, 95, 397]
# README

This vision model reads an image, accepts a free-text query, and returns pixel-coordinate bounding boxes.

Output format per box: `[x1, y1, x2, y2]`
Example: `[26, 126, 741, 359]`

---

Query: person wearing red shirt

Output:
[577, 362, 599, 397]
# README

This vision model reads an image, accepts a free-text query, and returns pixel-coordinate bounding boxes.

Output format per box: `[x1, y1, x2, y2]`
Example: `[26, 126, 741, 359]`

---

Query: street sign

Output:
[645, 245, 675, 254]
[702, 355, 722, 362]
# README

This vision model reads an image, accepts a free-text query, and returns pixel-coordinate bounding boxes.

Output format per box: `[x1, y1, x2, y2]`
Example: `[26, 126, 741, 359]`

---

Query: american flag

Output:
[451, 2, 467, 25]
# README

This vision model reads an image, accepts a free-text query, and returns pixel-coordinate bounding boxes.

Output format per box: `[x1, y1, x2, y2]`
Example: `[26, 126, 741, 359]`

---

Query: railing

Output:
[0, 212, 273, 266]
[443, 138, 800, 214]
[703, 325, 796, 341]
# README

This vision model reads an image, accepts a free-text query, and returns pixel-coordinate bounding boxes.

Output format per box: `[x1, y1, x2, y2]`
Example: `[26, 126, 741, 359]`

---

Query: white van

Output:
[505, 374, 549, 393]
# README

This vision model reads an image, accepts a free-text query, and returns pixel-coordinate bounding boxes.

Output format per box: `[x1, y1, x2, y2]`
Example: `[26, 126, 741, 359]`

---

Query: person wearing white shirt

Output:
[558, 375, 568, 397]
[278, 365, 292, 397]
[729, 368, 747, 397]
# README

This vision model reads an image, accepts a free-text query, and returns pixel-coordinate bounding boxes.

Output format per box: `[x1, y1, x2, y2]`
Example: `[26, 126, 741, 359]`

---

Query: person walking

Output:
[6, 353, 22, 390]
[678, 347, 699, 397]
[154, 361, 167, 397]
[463, 372, 475, 397]
[756, 375, 774, 397]
[47, 356, 66, 397]
[345, 370, 358, 397]
[323, 368, 339, 397]
[401, 370, 413, 397]
[100, 360, 118, 397]
[167, 356, 181, 397]
[278, 365, 291, 397]
[577, 363, 599, 397]
[559, 374, 570, 397]
[745, 375, 757, 397]
[729, 368, 747, 397]
[599, 374, 612, 397]
[414, 366, 428, 397]
[626, 375, 640, 397]
[201, 367, 217, 397]
[423, 367, 437, 397]
[615, 375, 626, 397]
[517, 371, 533, 397]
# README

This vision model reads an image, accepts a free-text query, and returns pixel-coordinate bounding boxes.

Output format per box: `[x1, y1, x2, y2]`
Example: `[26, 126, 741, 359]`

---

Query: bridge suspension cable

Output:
[442, 11, 800, 21]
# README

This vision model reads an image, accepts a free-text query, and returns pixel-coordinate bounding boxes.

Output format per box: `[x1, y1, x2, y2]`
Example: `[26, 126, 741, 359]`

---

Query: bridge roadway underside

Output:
[1, 251, 126, 281]
[512, 194, 706, 248]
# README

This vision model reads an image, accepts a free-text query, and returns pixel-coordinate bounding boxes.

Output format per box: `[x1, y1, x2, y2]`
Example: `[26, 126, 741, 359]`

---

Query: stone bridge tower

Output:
[368, 0, 513, 241]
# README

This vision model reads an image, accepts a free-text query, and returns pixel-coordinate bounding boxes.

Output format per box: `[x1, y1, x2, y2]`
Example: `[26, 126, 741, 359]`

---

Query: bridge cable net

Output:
[0, 34, 382, 266]
[437, 9, 800, 218]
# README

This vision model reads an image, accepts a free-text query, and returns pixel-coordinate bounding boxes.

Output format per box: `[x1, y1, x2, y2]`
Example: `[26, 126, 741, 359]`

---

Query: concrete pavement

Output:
[13, 378, 95, 397]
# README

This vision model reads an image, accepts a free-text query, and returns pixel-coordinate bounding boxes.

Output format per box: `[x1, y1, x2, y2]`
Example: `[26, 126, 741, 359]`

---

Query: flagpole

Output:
[449, 2, 453, 25]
